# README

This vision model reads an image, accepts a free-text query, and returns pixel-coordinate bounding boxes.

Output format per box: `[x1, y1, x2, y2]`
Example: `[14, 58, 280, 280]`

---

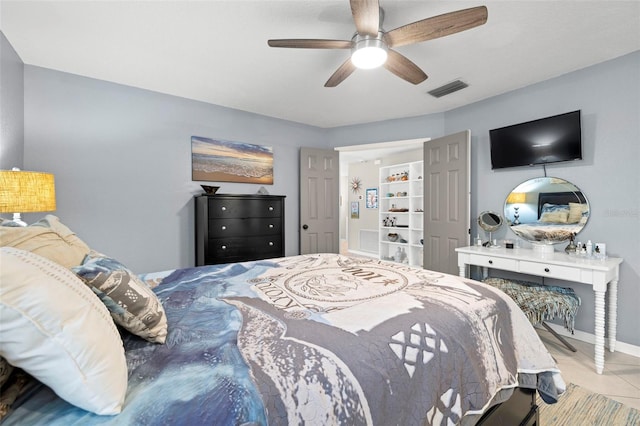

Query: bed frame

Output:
[476, 388, 538, 425]
[537, 191, 587, 219]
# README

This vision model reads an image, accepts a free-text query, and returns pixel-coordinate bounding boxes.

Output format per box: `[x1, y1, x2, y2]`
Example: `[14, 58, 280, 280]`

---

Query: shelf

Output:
[379, 159, 424, 267]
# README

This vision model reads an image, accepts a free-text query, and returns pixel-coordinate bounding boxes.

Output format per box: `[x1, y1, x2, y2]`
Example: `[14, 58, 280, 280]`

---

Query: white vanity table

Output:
[455, 245, 623, 374]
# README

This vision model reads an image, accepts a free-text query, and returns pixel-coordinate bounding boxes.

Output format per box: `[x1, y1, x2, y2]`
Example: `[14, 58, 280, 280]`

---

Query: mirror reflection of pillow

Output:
[72, 253, 168, 344]
[568, 202, 588, 224]
[541, 203, 570, 214]
[540, 210, 569, 223]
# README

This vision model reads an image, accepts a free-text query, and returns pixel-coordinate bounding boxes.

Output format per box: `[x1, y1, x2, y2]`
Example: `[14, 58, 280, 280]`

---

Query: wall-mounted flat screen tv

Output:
[489, 110, 582, 169]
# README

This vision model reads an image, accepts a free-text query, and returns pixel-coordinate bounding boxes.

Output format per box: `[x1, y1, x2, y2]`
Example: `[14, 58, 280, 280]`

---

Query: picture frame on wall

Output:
[350, 201, 359, 219]
[191, 136, 274, 184]
[366, 188, 378, 209]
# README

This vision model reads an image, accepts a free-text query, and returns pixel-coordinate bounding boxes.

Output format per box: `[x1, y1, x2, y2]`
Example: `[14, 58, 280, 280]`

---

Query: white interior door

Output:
[423, 131, 471, 274]
[300, 147, 340, 254]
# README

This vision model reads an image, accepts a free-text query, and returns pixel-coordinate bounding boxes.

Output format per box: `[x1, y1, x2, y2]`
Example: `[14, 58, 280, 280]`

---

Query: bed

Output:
[510, 191, 588, 242]
[0, 217, 565, 425]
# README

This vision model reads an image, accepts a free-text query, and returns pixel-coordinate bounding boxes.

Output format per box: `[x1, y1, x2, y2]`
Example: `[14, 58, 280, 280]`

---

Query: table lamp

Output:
[506, 192, 526, 225]
[0, 168, 56, 226]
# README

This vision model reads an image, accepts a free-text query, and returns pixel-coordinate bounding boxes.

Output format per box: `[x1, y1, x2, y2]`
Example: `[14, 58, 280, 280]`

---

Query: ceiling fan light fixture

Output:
[351, 34, 388, 69]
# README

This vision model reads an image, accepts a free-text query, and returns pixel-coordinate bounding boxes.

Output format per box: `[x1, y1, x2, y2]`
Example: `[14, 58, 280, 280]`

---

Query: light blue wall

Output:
[23, 66, 327, 272]
[327, 113, 445, 147]
[0, 31, 24, 169]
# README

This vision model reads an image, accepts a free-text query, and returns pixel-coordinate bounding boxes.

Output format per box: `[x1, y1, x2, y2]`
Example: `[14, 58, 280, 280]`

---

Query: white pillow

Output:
[0, 247, 128, 415]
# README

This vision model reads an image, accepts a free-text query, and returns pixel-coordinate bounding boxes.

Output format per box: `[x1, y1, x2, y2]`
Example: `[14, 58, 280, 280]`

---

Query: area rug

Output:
[538, 383, 640, 425]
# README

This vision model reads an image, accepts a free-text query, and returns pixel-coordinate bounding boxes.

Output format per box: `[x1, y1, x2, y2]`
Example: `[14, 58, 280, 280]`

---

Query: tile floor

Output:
[536, 327, 640, 411]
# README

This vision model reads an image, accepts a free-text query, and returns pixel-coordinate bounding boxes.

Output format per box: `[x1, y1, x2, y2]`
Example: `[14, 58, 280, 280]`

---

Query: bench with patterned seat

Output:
[482, 277, 581, 351]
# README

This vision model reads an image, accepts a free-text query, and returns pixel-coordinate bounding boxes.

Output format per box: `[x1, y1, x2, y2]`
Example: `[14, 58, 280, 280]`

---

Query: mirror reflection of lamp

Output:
[506, 192, 526, 225]
[0, 168, 56, 226]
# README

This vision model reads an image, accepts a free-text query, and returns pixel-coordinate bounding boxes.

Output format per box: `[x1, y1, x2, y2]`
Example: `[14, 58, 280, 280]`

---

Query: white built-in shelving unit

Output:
[379, 161, 424, 267]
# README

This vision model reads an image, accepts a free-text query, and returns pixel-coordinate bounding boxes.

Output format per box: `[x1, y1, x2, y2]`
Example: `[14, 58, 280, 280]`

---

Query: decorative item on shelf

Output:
[0, 168, 56, 226]
[414, 208, 424, 212]
[257, 186, 269, 195]
[386, 193, 394, 197]
[401, 171, 409, 181]
[565, 233, 577, 254]
[594, 243, 606, 259]
[201, 185, 220, 195]
[396, 191, 407, 197]
[394, 247, 407, 262]
[350, 177, 362, 193]
[387, 233, 399, 242]
[420, 238, 424, 245]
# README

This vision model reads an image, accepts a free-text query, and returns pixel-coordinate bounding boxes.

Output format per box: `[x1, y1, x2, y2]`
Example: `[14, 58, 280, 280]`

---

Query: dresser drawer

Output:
[208, 218, 282, 238]
[469, 254, 517, 270]
[518, 261, 581, 281]
[206, 236, 283, 264]
[208, 198, 282, 219]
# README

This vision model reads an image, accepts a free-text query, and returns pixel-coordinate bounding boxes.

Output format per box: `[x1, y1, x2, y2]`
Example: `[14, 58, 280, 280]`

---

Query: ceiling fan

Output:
[267, 0, 488, 87]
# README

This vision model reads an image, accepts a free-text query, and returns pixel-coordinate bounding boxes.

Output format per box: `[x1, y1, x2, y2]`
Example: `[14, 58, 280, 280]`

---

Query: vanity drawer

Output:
[469, 254, 517, 270]
[519, 261, 581, 281]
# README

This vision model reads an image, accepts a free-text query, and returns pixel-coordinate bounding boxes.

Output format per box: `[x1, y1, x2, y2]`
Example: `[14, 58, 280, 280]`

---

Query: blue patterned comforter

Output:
[4, 254, 565, 425]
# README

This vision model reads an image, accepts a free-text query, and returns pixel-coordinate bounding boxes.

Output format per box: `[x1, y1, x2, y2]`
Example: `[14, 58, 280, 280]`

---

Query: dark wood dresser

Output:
[195, 194, 286, 266]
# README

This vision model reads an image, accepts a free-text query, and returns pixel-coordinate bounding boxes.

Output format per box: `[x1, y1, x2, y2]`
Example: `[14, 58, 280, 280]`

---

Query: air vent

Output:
[428, 80, 469, 98]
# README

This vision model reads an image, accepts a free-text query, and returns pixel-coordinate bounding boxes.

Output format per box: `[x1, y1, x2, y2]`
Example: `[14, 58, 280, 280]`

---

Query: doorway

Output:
[335, 139, 429, 258]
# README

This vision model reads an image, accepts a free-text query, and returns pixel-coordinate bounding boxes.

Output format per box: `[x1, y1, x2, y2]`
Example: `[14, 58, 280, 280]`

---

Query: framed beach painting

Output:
[192, 136, 274, 184]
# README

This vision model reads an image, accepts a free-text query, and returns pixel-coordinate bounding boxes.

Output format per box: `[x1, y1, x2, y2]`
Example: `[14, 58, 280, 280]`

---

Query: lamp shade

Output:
[0, 170, 56, 213]
[506, 192, 526, 204]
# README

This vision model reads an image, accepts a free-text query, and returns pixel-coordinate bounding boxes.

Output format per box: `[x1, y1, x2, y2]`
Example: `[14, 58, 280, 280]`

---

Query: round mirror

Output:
[478, 211, 503, 232]
[478, 211, 503, 247]
[504, 177, 589, 243]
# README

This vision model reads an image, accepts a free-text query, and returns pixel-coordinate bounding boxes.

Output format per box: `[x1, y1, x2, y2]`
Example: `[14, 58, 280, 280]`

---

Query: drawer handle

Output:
[544, 267, 550, 273]
[488, 260, 493, 265]
[269, 224, 274, 228]
[268, 242, 274, 246]
[221, 245, 227, 250]
[221, 206, 227, 211]
[268, 206, 274, 211]
[221, 225, 226, 230]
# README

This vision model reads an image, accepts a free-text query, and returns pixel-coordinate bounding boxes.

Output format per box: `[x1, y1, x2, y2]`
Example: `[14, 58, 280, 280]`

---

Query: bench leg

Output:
[541, 322, 577, 352]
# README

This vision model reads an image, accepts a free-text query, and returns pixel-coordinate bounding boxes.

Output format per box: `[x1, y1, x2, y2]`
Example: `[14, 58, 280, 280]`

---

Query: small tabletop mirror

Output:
[478, 211, 503, 247]
[504, 177, 589, 244]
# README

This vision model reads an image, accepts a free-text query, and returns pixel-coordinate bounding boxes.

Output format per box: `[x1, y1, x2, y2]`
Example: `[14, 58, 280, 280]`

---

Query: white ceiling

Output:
[1, 1, 639, 128]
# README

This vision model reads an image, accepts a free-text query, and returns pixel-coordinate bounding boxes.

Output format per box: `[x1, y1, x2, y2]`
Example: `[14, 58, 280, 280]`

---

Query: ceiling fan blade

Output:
[268, 39, 352, 49]
[383, 50, 427, 85]
[384, 6, 488, 48]
[325, 58, 357, 87]
[350, 0, 380, 37]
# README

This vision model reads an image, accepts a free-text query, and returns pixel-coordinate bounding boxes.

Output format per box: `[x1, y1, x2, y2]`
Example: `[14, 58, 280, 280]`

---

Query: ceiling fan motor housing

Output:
[351, 32, 388, 69]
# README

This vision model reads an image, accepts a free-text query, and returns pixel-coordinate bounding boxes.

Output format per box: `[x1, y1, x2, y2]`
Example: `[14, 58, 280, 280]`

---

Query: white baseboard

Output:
[544, 323, 640, 359]
[346, 249, 378, 259]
